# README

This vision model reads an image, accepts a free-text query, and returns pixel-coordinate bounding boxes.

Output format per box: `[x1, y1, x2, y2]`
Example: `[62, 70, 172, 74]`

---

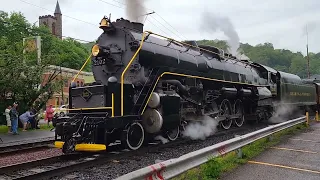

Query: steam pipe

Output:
[162, 79, 188, 94]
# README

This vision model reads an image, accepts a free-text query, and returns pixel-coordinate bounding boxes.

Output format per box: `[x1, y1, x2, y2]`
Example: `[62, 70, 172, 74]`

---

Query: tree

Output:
[0, 11, 91, 116]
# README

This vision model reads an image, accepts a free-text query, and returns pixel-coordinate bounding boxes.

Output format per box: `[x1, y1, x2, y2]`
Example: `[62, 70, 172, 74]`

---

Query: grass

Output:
[173, 123, 308, 180]
[0, 123, 53, 134]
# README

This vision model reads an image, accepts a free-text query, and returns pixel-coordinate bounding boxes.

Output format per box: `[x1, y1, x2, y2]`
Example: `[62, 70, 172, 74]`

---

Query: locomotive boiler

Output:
[53, 16, 319, 154]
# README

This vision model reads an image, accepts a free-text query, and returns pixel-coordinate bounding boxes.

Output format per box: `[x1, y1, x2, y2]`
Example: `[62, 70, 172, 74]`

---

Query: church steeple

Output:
[39, 0, 62, 39]
[54, 1, 61, 15]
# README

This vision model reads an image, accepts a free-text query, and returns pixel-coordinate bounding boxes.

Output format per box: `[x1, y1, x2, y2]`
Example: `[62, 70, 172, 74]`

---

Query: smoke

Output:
[125, 0, 147, 23]
[182, 115, 218, 140]
[268, 103, 298, 123]
[201, 12, 240, 56]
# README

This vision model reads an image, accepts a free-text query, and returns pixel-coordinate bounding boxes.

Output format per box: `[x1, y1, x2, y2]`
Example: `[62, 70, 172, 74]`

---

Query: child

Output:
[45, 105, 54, 127]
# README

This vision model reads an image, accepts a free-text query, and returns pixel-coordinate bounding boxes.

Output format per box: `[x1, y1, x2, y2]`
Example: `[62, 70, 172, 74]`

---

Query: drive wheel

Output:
[166, 126, 180, 141]
[233, 99, 245, 127]
[121, 122, 145, 150]
[219, 99, 232, 130]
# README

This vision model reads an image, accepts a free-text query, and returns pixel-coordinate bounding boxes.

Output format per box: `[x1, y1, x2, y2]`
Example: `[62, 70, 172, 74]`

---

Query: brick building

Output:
[39, 1, 62, 39]
[43, 65, 94, 108]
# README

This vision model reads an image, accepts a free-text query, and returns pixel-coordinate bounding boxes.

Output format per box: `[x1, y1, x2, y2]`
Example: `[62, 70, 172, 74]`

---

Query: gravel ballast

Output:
[53, 124, 268, 180]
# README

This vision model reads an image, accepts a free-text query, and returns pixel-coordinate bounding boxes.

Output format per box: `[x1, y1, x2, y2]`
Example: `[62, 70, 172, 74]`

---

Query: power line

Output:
[148, 15, 184, 41]
[154, 12, 188, 40]
[109, 0, 126, 6]
[145, 19, 171, 38]
[96, 0, 123, 8]
[19, 0, 96, 27]
[95, 0, 187, 40]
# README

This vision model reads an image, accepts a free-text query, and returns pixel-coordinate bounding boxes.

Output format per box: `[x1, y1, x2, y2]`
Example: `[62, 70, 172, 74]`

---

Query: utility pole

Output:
[60, 65, 64, 105]
[143, 11, 155, 24]
[306, 25, 310, 78]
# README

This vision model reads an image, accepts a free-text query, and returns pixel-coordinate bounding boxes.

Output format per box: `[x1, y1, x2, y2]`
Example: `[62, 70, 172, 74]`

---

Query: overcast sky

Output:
[2, 0, 320, 54]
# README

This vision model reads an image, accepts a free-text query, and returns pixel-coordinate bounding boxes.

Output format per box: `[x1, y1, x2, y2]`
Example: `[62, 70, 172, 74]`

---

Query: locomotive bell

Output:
[99, 17, 109, 29]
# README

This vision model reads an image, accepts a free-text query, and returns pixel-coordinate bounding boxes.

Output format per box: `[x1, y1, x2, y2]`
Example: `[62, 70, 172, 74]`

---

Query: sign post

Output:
[23, 36, 41, 64]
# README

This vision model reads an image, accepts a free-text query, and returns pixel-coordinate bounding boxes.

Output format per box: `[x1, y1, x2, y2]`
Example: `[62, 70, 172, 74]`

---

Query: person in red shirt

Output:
[45, 105, 54, 127]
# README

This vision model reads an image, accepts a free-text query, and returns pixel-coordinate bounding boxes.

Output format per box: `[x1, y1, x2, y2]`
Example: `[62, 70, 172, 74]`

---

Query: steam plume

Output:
[182, 115, 218, 140]
[201, 12, 240, 55]
[268, 103, 299, 123]
[125, 0, 147, 23]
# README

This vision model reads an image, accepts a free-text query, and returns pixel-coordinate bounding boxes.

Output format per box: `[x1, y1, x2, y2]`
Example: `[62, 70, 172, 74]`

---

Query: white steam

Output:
[201, 12, 240, 56]
[268, 103, 298, 123]
[182, 115, 218, 140]
[154, 135, 169, 144]
[125, 0, 147, 23]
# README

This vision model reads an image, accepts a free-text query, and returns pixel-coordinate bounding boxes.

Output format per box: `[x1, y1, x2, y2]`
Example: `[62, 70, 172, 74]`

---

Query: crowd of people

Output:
[4, 102, 55, 135]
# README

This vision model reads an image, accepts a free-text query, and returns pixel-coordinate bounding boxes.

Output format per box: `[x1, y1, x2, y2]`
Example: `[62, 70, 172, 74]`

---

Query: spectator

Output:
[9, 102, 19, 135]
[19, 108, 37, 131]
[30, 108, 40, 129]
[5, 105, 12, 134]
[45, 105, 54, 127]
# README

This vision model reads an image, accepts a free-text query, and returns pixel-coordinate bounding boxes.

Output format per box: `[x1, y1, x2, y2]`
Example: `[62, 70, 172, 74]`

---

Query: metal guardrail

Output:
[115, 116, 306, 180]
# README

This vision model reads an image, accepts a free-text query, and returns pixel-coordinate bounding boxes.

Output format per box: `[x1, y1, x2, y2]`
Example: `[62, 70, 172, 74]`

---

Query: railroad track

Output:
[0, 122, 269, 180]
[0, 139, 55, 156]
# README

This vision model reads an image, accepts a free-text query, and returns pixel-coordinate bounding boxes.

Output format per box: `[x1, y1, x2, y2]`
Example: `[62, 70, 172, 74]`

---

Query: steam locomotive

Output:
[53, 16, 320, 154]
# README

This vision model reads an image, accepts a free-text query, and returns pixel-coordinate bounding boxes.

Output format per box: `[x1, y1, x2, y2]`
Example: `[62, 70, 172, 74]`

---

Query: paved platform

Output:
[221, 122, 320, 180]
[0, 129, 55, 147]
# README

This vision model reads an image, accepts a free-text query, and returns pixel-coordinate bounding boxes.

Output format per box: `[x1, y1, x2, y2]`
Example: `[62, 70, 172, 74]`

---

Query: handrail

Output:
[115, 116, 307, 180]
[120, 31, 149, 116]
[144, 31, 258, 68]
[72, 54, 92, 82]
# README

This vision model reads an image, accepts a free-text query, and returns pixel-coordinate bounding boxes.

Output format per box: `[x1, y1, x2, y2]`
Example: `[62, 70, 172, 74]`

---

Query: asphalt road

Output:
[220, 122, 320, 180]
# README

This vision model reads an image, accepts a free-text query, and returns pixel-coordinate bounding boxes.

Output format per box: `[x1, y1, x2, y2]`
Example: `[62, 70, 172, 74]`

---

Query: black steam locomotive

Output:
[54, 16, 320, 153]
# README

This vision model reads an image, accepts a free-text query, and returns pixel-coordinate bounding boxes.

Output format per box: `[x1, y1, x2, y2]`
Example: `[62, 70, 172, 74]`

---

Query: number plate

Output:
[92, 58, 106, 66]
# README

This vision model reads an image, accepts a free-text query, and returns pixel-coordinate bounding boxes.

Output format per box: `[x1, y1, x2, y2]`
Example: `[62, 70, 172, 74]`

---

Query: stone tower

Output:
[39, 1, 62, 39]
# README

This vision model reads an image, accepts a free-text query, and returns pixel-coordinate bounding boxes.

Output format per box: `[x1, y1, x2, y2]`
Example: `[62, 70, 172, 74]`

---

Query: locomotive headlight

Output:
[92, 44, 100, 57]
[92, 44, 110, 57]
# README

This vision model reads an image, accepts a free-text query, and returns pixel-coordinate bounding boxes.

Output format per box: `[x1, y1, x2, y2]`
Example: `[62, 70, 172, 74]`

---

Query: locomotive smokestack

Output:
[114, 18, 143, 33]
[125, 0, 147, 23]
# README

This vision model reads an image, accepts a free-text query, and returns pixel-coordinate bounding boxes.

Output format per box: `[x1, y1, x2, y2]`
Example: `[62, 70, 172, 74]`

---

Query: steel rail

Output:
[0, 139, 54, 152]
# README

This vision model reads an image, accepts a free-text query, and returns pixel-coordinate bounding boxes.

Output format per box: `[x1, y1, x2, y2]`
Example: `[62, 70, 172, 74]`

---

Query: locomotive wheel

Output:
[121, 122, 145, 150]
[166, 126, 180, 141]
[233, 99, 245, 127]
[219, 99, 232, 130]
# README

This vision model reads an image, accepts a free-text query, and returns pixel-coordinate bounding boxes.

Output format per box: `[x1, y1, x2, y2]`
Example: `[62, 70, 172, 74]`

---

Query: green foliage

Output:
[0, 10, 91, 121]
[82, 41, 96, 52]
[196, 39, 316, 78]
